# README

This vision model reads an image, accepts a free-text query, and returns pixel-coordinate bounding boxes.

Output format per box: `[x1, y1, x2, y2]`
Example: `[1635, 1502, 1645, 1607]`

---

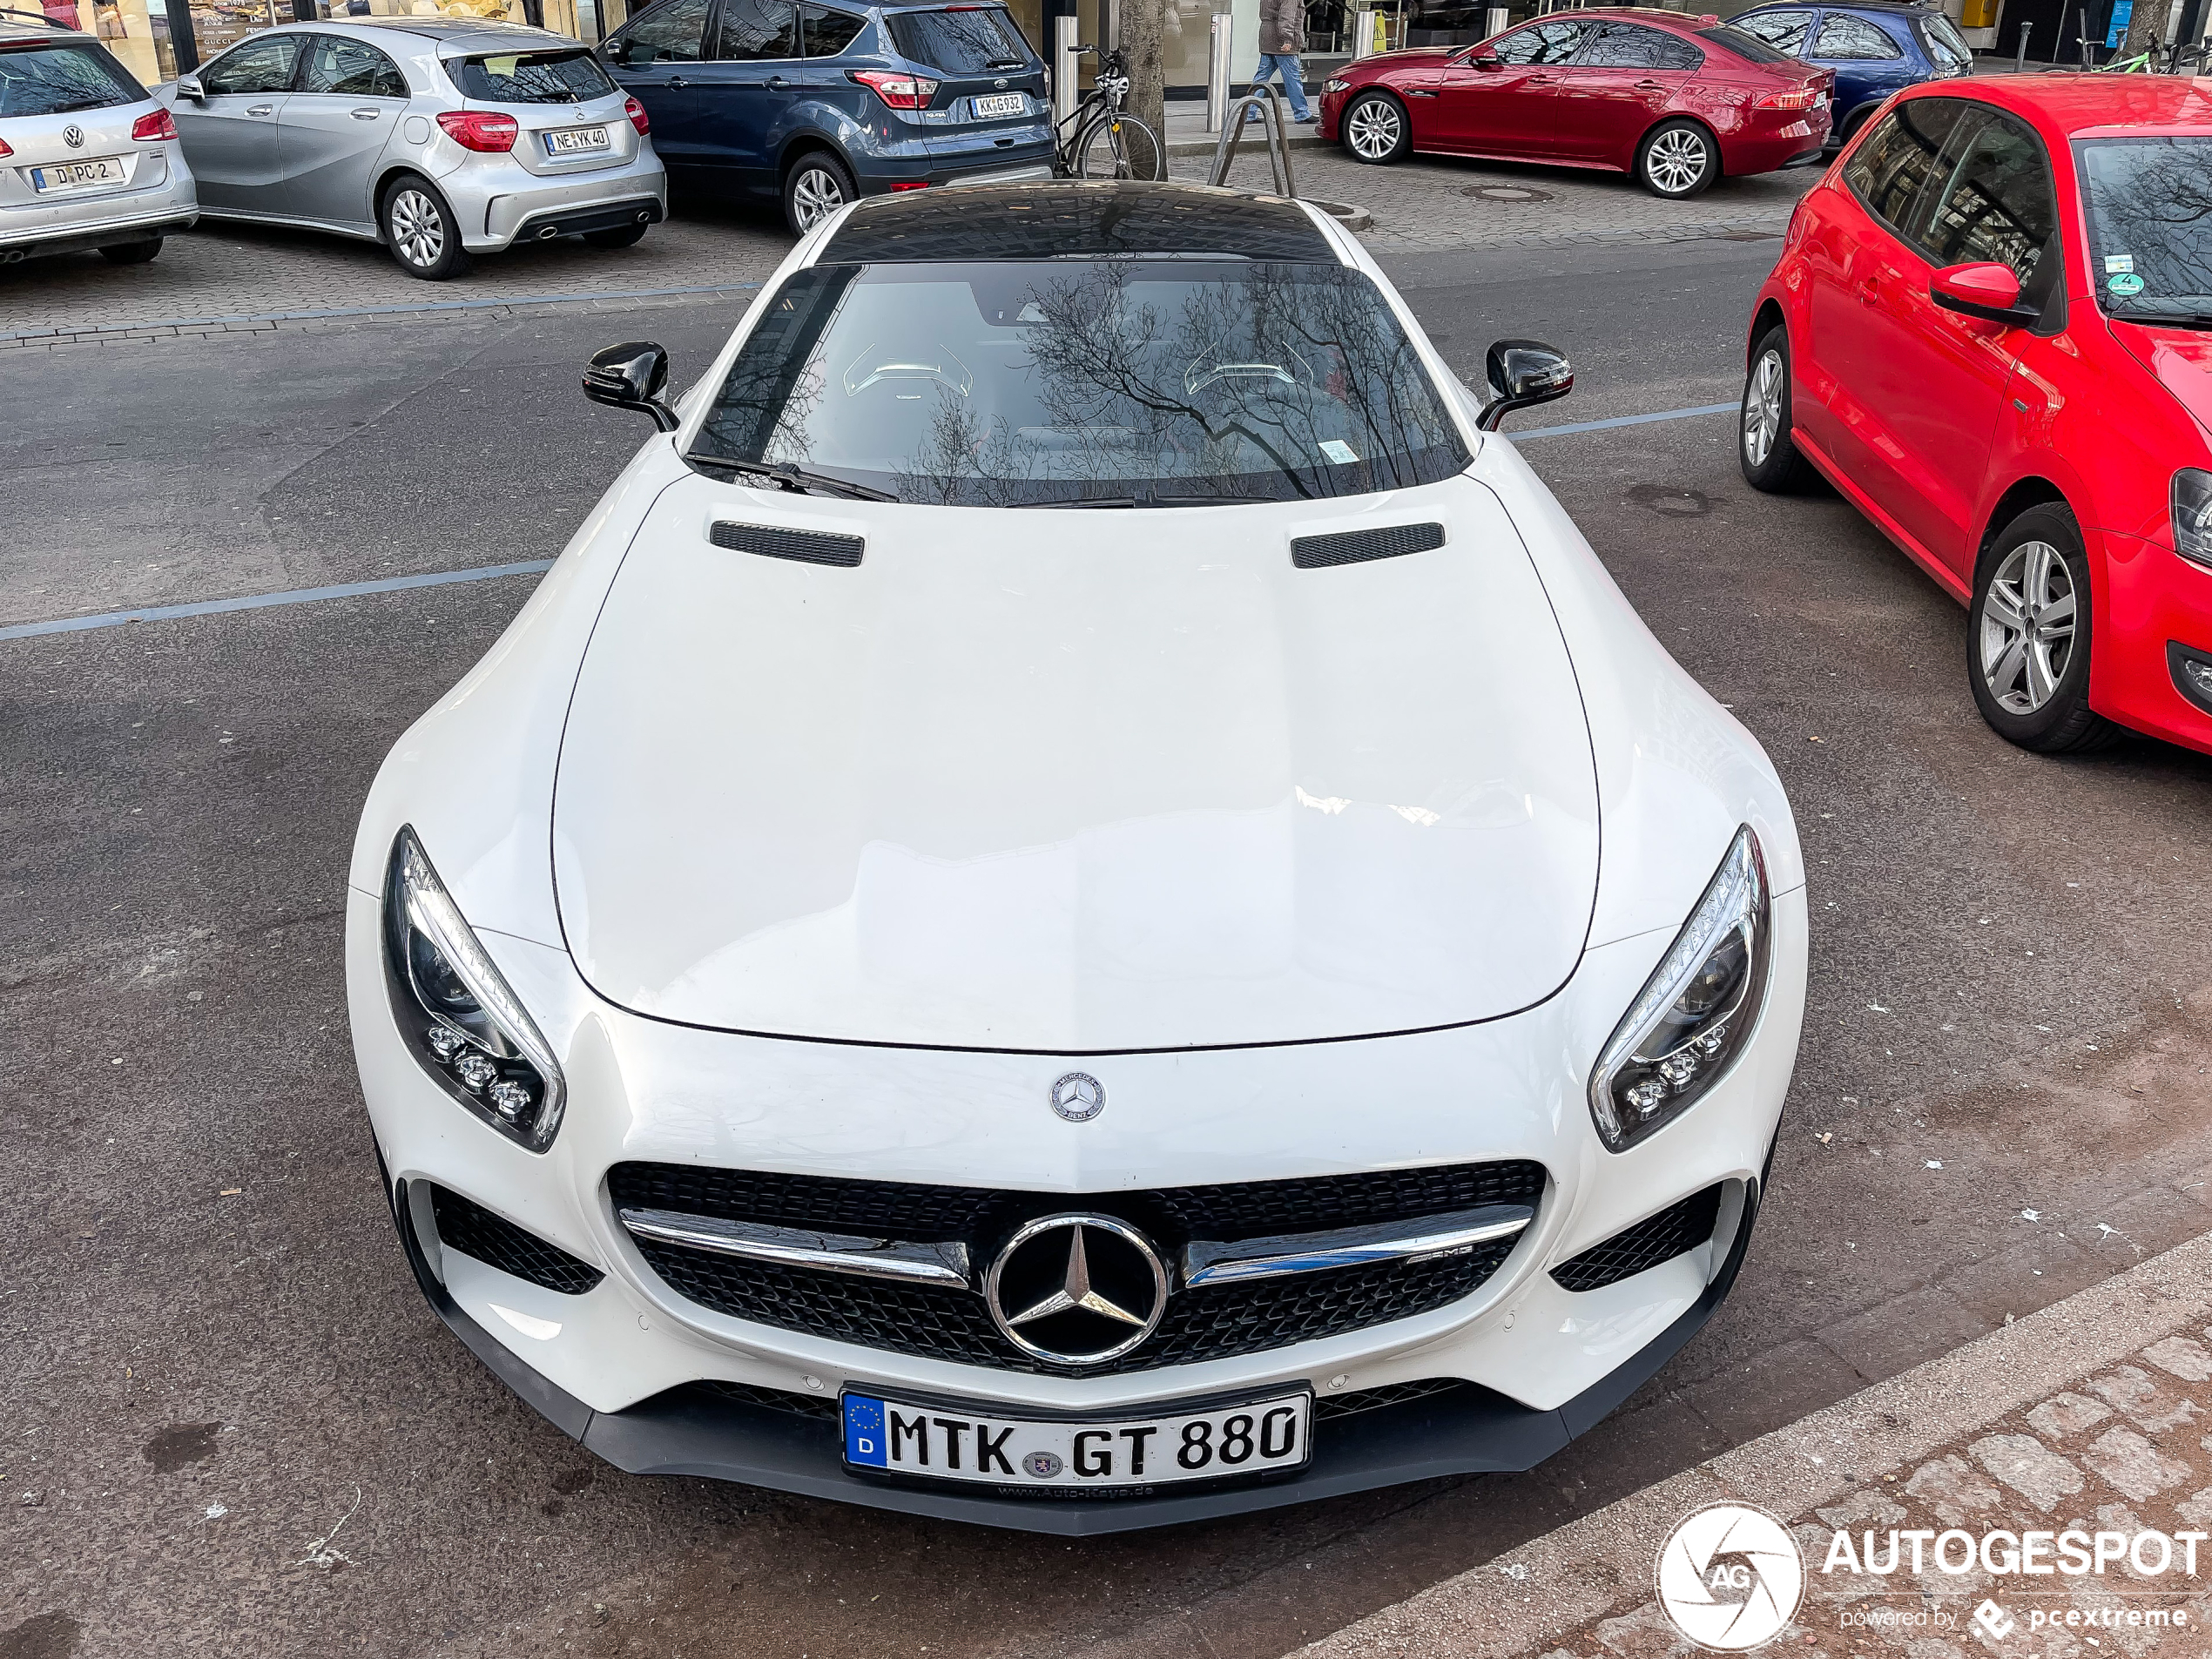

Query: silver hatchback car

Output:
[159, 19, 667, 280]
[0, 10, 199, 267]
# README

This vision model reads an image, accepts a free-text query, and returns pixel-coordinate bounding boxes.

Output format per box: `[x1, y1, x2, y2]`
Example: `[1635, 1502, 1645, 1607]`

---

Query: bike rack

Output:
[1205, 90, 1298, 199]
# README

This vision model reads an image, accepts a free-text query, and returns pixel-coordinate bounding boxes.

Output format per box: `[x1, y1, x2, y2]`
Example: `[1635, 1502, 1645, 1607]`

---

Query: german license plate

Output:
[970, 92, 1025, 118]
[841, 1389, 1311, 1490]
[544, 125, 610, 155]
[32, 157, 125, 192]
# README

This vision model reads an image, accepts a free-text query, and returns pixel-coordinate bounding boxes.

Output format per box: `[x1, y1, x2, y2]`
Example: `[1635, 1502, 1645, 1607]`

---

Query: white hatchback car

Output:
[347, 181, 1807, 1533]
[0, 11, 197, 267]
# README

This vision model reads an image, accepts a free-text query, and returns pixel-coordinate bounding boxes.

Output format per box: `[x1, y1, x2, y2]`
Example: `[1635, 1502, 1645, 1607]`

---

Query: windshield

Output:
[0, 41, 144, 116]
[883, 6, 1033, 71]
[1698, 24, 1792, 64]
[451, 48, 617, 103]
[2077, 137, 2212, 324]
[691, 260, 1471, 508]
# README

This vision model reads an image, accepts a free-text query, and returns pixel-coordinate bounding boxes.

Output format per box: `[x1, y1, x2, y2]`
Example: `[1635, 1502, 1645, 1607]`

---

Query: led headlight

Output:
[1325, 78, 1350, 92]
[1588, 826, 1770, 1153]
[383, 826, 566, 1151]
[2173, 469, 2212, 570]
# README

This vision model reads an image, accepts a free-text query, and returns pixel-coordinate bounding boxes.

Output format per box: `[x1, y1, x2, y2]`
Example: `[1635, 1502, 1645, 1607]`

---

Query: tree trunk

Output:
[1123, 0, 1166, 162]
[2122, 0, 2174, 55]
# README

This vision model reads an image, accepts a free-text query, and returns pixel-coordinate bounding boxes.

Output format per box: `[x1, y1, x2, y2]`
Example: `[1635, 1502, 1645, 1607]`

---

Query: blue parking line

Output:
[0, 398, 1742, 644]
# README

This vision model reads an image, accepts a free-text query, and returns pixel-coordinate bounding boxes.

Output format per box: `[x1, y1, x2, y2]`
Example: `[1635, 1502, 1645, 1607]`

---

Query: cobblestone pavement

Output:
[2, 152, 1818, 348]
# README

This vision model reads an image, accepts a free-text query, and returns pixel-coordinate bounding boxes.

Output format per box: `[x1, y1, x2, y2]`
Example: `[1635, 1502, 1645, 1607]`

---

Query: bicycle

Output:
[1050, 44, 1165, 181]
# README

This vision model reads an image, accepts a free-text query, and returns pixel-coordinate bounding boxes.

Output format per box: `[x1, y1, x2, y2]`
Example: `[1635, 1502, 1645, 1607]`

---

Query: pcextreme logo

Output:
[1656, 1503, 1807, 1651]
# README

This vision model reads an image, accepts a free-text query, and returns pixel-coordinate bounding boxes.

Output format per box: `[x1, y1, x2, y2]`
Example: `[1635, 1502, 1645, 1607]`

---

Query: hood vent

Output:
[1291, 522, 1446, 570]
[709, 522, 865, 568]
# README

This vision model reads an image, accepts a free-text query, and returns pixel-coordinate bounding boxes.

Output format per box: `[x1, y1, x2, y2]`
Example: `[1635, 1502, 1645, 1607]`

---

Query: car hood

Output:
[2110, 318, 2212, 437]
[550, 474, 1600, 1052]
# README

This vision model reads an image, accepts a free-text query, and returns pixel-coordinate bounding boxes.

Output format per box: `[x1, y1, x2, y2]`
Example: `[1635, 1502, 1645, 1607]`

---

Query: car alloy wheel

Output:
[1741, 347, 1783, 469]
[1643, 127, 1709, 194]
[1345, 96, 1401, 161]
[790, 165, 846, 232]
[389, 187, 446, 269]
[1978, 539, 2076, 715]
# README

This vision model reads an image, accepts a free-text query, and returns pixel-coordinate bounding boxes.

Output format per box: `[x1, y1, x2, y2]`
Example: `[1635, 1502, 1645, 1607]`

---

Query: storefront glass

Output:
[37, 0, 179, 84]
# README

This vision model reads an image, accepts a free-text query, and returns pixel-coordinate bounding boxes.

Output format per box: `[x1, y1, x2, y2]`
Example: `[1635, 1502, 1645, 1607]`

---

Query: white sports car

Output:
[347, 181, 1806, 1533]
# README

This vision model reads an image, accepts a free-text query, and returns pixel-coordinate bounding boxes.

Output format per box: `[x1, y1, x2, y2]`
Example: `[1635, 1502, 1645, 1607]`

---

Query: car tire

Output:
[783, 150, 856, 236]
[379, 174, 471, 281]
[1738, 324, 1818, 494]
[1341, 91, 1409, 165]
[98, 238, 161, 265]
[583, 222, 650, 249]
[1635, 118, 1717, 199]
[1966, 502, 2123, 754]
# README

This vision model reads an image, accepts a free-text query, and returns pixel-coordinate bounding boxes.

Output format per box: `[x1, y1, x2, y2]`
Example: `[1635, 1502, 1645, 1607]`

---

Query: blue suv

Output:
[1728, 1, 1975, 147]
[604, 0, 1053, 234]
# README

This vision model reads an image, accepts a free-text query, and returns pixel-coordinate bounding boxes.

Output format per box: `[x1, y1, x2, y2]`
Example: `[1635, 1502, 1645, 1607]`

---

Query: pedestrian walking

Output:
[1251, 0, 1318, 123]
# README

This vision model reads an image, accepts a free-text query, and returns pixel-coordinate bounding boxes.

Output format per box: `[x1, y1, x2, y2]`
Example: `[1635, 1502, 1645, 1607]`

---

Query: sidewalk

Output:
[1298, 1229, 2212, 1659]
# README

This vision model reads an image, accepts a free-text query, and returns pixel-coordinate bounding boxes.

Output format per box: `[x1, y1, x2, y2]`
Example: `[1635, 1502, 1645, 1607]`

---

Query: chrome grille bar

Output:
[1180, 1204, 1534, 1289]
[619, 1206, 971, 1288]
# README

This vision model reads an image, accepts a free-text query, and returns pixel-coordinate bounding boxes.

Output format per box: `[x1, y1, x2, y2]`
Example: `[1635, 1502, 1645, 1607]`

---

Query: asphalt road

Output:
[7, 231, 2212, 1659]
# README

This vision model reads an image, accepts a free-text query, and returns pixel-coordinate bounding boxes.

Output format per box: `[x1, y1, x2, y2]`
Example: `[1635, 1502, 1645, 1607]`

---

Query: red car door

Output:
[1549, 21, 1700, 165]
[1431, 19, 1588, 157]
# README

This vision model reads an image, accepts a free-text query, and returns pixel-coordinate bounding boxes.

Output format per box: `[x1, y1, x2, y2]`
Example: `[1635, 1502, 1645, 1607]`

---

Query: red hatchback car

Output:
[1743, 77, 2212, 756]
[1318, 7, 1833, 198]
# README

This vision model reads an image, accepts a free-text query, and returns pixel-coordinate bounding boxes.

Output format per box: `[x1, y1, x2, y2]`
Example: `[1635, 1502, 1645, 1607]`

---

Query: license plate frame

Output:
[31, 157, 125, 193]
[543, 125, 611, 156]
[969, 92, 1026, 119]
[840, 1386, 1312, 1494]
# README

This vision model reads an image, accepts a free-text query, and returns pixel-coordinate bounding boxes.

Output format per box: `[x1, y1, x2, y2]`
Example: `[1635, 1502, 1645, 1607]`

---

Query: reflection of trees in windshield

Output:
[703, 260, 1465, 507]
[2083, 138, 2212, 314]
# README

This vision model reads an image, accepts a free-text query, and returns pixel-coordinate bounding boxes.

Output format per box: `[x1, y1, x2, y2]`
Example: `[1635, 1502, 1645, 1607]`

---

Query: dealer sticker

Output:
[2105, 253, 2134, 273]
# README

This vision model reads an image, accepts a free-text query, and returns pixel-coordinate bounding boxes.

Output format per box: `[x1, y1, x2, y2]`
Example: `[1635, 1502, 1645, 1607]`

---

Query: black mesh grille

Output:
[1291, 522, 1446, 570]
[610, 1159, 1546, 1375]
[696, 1379, 842, 1420]
[430, 1185, 604, 1295]
[1550, 1184, 1723, 1292]
[709, 521, 865, 567]
[1314, 1377, 1470, 1420]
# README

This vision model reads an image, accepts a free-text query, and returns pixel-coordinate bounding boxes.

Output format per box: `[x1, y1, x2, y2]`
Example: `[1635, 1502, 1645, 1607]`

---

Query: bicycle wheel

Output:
[1076, 114, 1163, 180]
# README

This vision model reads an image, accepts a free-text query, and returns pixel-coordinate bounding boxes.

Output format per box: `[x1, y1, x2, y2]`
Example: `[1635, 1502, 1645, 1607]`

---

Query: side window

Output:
[1843, 96, 1969, 240]
[1489, 20, 1583, 64]
[1576, 24, 1700, 68]
[1811, 14, 1904, 58]
[715, 0, 800, 58]
[200, 33, 304, 95]
[614, 0, 710, 64]
[800, 3, 866, 55]
[1920, 111, 2054, 280]
[1732, 9, 1813, 52]
[300, 35, 408, 96]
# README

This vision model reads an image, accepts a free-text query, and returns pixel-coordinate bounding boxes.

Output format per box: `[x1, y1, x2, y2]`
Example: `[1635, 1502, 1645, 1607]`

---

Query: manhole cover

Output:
[1463, 183, 1553, 203]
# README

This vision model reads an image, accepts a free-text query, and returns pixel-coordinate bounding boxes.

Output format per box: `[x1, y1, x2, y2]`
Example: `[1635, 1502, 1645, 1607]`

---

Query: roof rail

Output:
[0, 5, 78, 26]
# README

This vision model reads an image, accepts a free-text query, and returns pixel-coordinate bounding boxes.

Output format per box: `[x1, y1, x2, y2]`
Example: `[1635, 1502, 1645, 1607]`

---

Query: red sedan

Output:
[1317, 8, 1832, 198]
[1742, 77, 2212, 756]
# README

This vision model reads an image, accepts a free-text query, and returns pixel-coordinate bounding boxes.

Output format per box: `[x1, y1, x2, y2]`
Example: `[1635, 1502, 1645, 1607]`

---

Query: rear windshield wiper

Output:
[688, 455, 898, 502]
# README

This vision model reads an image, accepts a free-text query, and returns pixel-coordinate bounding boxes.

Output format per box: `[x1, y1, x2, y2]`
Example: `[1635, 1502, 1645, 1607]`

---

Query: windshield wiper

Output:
[688, 456, 898, 502]
[1026, 496, 1139, 509]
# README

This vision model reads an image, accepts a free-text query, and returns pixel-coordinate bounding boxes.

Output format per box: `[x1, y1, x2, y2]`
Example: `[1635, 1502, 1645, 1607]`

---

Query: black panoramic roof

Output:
[818, 182, 1339, 266]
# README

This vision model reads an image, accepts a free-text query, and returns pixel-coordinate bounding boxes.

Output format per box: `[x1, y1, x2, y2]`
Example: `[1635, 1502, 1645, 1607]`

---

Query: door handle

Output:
[350, 107, 381, 119]
[666, 74, 688, 86]
[246, 103, 274, 115]
[767, 74, 789, 88]
[1858, 277, 1879, 306]
[1634, 78, 1664, 87]
[1527, 74, 1557, 83]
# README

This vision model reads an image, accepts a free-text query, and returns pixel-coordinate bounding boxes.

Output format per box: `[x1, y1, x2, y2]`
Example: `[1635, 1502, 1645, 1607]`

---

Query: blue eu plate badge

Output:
[844, 1393, 888, 1467]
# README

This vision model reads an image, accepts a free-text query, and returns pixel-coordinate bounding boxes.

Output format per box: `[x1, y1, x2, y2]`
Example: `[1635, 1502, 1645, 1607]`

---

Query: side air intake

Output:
[1290, 522, 1447, 570]
[709, 522, 865, 567]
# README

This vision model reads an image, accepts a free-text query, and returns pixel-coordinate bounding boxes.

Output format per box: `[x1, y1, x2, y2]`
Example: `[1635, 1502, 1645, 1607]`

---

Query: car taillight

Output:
[889, 180, 931, 191]
[131, 108, 178, 141]
[624, 94, 649, 135]
[848, 68, 939, 110]
[435, 109, 519, 152]
[1754, 85, 1819, 111]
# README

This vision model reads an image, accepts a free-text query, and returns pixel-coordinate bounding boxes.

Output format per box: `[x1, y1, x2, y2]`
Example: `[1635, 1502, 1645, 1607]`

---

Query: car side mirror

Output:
[1464, 52, 1502, 68]
[583, 341, 679, 432]
[1476, 338, 1573, 431]
[174, 72, 204, 100]
[1929, 260, 2038, 328]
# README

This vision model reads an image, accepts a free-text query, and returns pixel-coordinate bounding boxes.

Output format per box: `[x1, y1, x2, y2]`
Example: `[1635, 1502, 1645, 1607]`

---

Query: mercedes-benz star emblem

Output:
[984, 1214, 1168, 1366]
[1049, 1070, 1104, 1123]
[63, 125, 84, 149]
